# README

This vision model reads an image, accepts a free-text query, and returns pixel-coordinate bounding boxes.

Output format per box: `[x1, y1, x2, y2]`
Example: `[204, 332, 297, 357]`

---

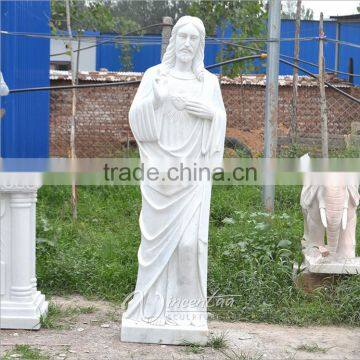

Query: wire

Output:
[211, 37, 360, 105]
[1, 28, 319, 43]
[9, 79, 141, 93]
[7, 32, 360, 105]
[9, 54, 265, 94]
[208, 36, 318, 43]
[279, 54, 360, 78]
[0, 30, 131, 40]
[50, 34, 316, 57]
[211, 36, 360, 79]
[279, 58, 360, 105]
[206, 54, 267, 70]
[207, 36, 266, 55]
[50, 22, 168, 57]
[326, 37, 360, 50]
[0, 30, 54, 40]
[1, 28, 320, 57]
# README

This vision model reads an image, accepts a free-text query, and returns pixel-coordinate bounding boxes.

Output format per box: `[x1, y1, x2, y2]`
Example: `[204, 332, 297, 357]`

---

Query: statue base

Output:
[293, 253, 360, 292]
[0, 291, 48, 329]
[302, 247, 360, 274]
[121, 317, 209, 345]
[293, 263, 339, 292]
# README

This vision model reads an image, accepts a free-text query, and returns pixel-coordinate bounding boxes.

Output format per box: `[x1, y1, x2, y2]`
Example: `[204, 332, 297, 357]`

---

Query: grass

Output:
[35, 184, 360, 326]
[278, 143, 360, 158]
[207, 332, 229, 349]
[182, 341, 205, 354]
[40, 302, 97, 329]
[296, 343, 328, 353]
[182, 331, 228, 354]
[2, 345, 50, 360]
[220, 348, 263, 360]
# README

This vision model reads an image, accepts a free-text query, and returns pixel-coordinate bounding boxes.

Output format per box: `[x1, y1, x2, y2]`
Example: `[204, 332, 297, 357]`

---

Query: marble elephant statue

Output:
[301, 184, 359, 258]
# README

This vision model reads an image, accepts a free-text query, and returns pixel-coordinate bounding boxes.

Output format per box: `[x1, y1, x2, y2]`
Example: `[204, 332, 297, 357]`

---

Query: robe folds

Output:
[123, 64, 226, 327]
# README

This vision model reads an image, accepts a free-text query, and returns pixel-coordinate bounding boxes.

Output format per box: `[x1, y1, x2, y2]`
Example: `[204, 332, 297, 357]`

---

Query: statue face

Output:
[175, 23, 200, 64]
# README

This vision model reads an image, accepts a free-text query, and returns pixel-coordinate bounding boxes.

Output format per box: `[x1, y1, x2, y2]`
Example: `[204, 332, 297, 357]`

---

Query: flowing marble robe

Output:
[123, 64, 226, 327]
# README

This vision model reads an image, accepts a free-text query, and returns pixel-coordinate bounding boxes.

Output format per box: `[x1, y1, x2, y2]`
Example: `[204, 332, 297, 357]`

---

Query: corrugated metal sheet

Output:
[50, 69, 143, 81]
[131, 36, 161, 72]
[1, 0, 50, 158]
[96, 19, 359, 87]
[96, 34, 221, 73]
[50, 69, 351, 88]
[279, 20, 336, 76]
[96, 35, 122, 72]
[338, 22, 360, 86]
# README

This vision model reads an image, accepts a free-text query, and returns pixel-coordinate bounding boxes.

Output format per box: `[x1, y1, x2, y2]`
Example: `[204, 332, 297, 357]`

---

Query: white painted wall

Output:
[50, 37, 97, 71]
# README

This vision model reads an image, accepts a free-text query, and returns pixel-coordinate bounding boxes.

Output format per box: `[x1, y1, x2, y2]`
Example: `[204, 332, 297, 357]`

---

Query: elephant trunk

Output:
[319, 186, 347, 253]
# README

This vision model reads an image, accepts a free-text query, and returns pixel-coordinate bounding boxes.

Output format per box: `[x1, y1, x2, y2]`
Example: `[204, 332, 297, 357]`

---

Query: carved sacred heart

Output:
[170, 94, 187, 111]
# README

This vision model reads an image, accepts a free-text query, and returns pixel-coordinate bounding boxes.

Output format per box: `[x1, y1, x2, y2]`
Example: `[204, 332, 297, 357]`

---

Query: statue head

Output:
[160, 16, 206, 81]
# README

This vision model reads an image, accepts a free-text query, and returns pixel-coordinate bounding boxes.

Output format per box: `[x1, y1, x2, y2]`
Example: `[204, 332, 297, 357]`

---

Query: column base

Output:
[121, 317, 209, 345]
[0, 291, 48, 330]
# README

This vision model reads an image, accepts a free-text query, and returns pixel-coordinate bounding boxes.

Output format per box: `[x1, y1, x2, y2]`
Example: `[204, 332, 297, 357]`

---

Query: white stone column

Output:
[30, 192, 38, 295]
[0, 174, 48, 329]
[9, 192, 35, 302]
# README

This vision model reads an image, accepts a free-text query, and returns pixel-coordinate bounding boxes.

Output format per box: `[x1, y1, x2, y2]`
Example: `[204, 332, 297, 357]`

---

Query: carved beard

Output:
[177, 51, 193, 63]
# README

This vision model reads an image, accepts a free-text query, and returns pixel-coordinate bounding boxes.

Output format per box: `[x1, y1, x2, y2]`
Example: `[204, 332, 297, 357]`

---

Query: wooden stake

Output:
[290, 0, 301, 144]
[319, 12, 329, 158]
[66, 0, 77, 219]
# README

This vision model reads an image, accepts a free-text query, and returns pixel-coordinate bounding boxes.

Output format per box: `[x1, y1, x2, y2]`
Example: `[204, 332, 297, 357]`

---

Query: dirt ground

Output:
[1, 296, 359, 360]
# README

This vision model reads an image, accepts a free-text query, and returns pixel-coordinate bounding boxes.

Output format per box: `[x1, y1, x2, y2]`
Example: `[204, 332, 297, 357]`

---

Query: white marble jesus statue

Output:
[121, 16, 226, 345]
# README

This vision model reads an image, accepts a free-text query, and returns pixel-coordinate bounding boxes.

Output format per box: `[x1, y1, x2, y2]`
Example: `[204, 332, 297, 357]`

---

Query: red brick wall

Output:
[50, 80, 138, 157]
[50, 80, 360, 157]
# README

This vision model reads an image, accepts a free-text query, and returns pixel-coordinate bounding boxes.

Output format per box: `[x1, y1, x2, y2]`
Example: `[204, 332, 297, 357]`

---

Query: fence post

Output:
[161, 16, 173, 60]
[65, 0, 78, 218]
[290, 0, 302, 144]
[263, 0, 281, 212]
[319, 12, 329, 158]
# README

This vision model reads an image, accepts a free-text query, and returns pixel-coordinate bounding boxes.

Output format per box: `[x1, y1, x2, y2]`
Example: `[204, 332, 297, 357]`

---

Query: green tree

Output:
[188, 0, 267, 77]
[112, 0, 190, 34]
[281, 0, 314, 20]
[357, 2, 360, 12]
[50, 0, 139, 70]
[50, 0, 138, 33]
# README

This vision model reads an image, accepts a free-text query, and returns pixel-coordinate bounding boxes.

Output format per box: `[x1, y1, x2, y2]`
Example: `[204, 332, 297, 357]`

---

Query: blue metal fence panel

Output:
[97, 19, 360, 84]
[1, 0, 50, 158]
[279, 20, 336, 75]
[96, 35, 121, 71]
[132, 36, 161, 72]
[96, 34, 221, 73]
[337, 22, 360, 86]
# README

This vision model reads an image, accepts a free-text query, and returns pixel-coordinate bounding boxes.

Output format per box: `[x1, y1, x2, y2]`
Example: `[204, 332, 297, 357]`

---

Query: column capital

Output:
[9, 192, 36, 208]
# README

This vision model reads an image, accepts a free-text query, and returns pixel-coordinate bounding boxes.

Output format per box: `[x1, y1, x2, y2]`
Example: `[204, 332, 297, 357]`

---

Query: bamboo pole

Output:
[318, 12, 329, 158]
[65, 0, 78, 218]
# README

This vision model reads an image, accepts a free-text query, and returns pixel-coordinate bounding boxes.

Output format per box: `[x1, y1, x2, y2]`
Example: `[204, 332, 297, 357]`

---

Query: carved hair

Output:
[160, 16, 206, 81]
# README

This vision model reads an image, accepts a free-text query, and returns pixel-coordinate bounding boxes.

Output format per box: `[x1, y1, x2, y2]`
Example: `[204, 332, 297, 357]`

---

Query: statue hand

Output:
[170, 94, 187, 110]
[153, 76, 169, 108]
[184, 100, 214, 120]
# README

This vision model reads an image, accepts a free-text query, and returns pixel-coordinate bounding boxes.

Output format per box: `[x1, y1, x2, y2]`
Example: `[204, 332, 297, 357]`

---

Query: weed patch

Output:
[2, 345, 49, 360]
[36, 185, 360, 326]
